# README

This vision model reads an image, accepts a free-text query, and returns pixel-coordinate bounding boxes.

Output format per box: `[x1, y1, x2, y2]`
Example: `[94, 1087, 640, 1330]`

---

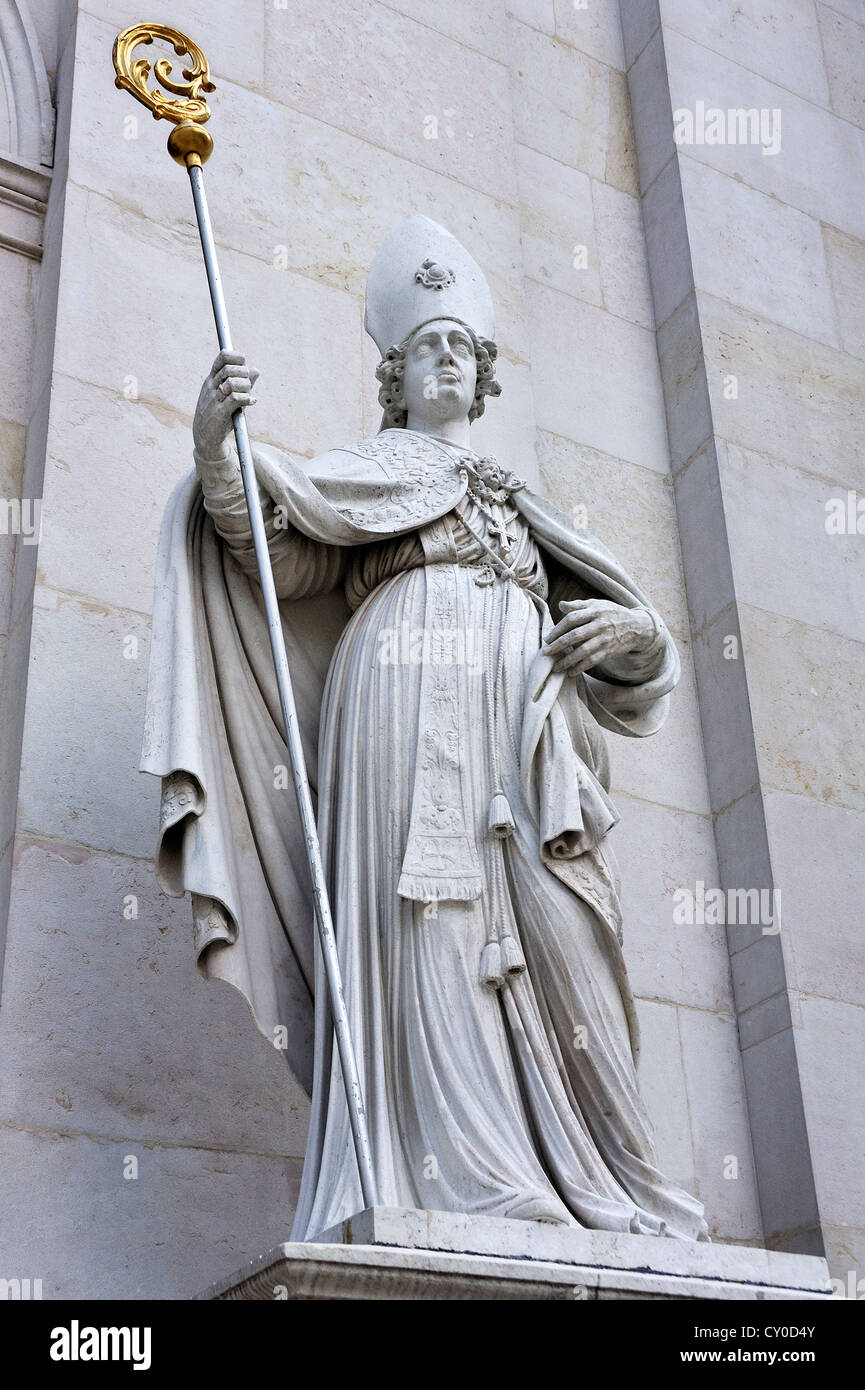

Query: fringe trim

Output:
[397, 874, 483, 903]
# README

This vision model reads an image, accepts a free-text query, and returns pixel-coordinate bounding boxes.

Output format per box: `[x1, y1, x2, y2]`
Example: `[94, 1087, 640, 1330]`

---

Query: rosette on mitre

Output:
[364, 214, 495, 353]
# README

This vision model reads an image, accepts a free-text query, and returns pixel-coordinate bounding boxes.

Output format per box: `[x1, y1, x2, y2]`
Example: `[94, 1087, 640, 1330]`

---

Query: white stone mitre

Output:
[364, 214, 496, 354]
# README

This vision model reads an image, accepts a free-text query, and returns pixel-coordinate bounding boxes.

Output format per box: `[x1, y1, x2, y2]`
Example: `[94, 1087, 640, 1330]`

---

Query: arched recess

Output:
[0, 0, 54, 168]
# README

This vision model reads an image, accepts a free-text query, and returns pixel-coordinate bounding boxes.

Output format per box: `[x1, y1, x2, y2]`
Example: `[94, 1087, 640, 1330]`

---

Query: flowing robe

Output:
[141, 428, 708, 1241]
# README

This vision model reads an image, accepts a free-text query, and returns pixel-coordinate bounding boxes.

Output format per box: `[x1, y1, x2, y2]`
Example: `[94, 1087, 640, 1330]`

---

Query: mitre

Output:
[364, 214, 495, 354]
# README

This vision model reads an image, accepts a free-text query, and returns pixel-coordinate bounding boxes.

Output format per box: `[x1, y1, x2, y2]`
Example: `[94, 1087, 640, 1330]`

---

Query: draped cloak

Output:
[141, 428, 704, 1237]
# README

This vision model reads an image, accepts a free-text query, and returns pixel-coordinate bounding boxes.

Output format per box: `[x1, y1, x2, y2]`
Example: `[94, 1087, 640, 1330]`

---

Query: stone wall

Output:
[0, 0, 858, 1299]
[0, 0, 64, 986]
[619, 0, 865, 1277]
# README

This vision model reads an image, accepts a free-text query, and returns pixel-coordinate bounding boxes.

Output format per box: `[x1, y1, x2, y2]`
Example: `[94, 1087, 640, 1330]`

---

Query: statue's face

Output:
[402, 318, 477, 425]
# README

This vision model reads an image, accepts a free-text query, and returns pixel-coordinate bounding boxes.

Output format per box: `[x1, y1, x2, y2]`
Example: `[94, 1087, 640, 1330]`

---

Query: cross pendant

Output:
[490, 515, 516, 552]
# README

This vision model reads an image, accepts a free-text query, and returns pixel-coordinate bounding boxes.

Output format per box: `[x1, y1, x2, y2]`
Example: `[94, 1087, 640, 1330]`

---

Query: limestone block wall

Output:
[0, 0, 65, 970]
[620, 0, 865, 1276]
[508, 1, 759, 1249]
[5, 0, 837, 1298]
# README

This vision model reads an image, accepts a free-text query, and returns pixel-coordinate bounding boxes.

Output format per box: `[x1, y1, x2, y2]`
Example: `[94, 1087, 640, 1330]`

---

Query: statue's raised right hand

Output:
[193, 349, 259, 459]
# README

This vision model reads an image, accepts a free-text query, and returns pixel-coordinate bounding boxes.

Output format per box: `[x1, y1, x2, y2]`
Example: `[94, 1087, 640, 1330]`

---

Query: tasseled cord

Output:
[488, 789, 515, 838]
[478, 580, 525, 989]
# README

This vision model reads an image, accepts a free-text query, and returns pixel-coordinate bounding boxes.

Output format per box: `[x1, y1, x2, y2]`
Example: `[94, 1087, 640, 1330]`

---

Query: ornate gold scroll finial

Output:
[112, 22, 216, 166]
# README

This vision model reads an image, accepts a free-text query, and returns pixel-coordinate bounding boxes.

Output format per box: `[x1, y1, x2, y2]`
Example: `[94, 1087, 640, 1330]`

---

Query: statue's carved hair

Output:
[375, 326, 502, 430]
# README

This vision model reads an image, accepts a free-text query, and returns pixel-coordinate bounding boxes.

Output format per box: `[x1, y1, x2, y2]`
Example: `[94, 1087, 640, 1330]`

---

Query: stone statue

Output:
[142, 216, 709, 1242]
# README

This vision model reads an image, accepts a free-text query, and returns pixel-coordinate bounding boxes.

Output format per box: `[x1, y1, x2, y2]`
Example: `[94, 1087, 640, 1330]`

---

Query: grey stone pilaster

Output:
[619, 0, 822, 1256]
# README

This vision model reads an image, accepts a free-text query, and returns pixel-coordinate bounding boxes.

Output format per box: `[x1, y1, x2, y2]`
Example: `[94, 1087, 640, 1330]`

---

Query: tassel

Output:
[499, 934, 526, 977]
[479, 940, 504, 989]
[488, 790, 515, 839]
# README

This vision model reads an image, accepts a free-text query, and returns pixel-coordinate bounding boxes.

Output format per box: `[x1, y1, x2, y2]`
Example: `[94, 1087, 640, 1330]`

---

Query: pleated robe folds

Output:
[141, 428, 708, 1241]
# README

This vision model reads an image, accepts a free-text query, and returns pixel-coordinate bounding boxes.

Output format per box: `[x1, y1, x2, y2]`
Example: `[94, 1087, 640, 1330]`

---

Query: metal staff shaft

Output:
[187, 162, 377, 1211]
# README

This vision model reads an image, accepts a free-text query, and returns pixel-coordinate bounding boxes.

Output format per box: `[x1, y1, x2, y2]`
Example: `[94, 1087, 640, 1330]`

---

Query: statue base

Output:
[201, 1207, 831, 1301]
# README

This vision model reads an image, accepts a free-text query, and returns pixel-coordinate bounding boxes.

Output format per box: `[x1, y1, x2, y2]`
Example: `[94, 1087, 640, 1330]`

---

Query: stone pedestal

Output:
[203, 1208, 832, 1301]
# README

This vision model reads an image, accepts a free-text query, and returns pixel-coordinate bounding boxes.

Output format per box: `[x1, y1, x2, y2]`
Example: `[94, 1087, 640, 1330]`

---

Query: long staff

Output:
[113, 23, 377, 1209]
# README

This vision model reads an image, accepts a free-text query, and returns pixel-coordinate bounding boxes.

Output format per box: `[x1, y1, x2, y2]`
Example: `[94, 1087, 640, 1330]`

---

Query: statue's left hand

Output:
[544, 599, 657, 676]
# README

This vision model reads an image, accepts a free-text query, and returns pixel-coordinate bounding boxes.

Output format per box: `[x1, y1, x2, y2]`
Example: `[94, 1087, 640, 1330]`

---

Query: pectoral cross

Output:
[489, 510, 517, 555]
